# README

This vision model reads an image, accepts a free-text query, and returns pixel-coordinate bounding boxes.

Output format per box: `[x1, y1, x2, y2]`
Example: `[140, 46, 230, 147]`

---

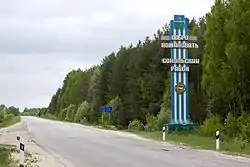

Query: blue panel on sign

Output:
[100, 106, 112, 113]
[174, 15, 185, 21]
[106, 106, 112, 113]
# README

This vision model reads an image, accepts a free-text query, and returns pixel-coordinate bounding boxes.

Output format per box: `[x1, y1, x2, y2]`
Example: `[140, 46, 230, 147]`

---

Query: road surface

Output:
[23, 116, 250, 167]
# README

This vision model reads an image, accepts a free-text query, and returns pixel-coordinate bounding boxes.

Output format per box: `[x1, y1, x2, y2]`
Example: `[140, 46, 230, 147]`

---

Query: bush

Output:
[4, 113, 13, 121]
[223, 112, 250, 142]
[128, 119, 144, 131]
[155, 109, 171, 130]
[80, 117, 89, 125]
[145, 114, 157, 131]
[45, 113, 58, 120]
[223, 137, 249, 153]
[198, 114, 223, 137]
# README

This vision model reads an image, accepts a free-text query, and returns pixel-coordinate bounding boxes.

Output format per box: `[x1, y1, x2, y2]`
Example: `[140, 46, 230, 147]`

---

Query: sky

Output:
[0, 0, 215, 111]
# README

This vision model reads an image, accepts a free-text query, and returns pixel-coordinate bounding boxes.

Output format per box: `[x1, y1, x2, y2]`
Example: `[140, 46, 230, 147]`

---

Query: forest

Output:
[23, 0, 250, 143]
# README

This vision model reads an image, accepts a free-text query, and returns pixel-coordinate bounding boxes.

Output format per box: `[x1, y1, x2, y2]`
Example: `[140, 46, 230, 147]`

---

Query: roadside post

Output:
[17, 136, 25, 167]
[162, 126, 166, 141]
[216, 130, 219, 150]
[17, 135, 20, 149]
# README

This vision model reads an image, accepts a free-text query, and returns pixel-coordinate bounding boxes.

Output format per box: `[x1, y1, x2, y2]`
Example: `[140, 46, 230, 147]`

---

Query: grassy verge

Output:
[0, 116, 21, 128]
[128, 130, 250, 156]
[0, 117, 21, 167]
[0, 144, 18, 167]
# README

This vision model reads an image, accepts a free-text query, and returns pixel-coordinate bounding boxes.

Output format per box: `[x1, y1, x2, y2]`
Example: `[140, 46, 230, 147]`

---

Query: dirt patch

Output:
[0, 122, 65, 167]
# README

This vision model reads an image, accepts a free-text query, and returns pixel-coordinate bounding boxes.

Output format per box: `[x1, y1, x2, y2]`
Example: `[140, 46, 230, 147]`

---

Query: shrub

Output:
[198, 114, 223, 137]
[155, 109, 171, 130]
[128, 119, 144, 131]
[80, 117, 89, 125]
[223, 112, 250, 142]
[145, 114, 157, 132]
[223, 137, 248, 153]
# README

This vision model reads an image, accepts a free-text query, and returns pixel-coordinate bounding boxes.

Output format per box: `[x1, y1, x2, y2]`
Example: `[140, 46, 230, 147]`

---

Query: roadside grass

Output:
[0, 116, 21, 128]
[0, 144, 18, 167]
[0, 116, 21, 167]
[128, 130, 250, 157]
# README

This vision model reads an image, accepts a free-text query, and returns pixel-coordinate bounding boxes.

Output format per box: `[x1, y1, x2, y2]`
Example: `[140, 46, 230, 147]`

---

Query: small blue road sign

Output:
[100, 106, 112, 113]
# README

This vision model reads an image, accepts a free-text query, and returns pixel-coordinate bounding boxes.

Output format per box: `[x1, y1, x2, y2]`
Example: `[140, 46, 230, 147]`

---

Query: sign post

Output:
[161, 15, 199, 130]
[17, 136, 25, 167]
[100, 106, 112, 125]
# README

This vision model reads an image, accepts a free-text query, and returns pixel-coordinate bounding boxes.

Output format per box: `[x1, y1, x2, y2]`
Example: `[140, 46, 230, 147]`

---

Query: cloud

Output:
[0, 0, 215, 109]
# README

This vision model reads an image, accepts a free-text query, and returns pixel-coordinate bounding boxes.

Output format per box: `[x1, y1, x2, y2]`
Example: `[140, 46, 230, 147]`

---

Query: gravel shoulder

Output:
[0, 121, 64, 167]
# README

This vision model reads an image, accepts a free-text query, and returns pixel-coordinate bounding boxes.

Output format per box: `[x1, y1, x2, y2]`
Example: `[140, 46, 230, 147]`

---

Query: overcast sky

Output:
[0, 0, 215, 111]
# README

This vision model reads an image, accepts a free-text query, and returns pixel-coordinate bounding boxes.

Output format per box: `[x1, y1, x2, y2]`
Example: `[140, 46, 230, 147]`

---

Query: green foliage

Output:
[79, 117, 89, 125]
[223, 137, 249, 153]
[21, 107, 46, 117]
[0, 104, 20, 127]
[128, 119, 144, 131]
[74, 101, 90, 123]
[5, 106, 20, 116]
[198, 114, 223, 137]
[155, 108, 171, 131]
[0, 116, 20, 128]
[0, 110, 4, 123]
[65, 104, 77, 121]
[223, 112, 250, 142]
[145, 114, 157, 132]
[43, 113, 58, 120]
[58, 108, 67, 121]
[0, 145, 15, 166]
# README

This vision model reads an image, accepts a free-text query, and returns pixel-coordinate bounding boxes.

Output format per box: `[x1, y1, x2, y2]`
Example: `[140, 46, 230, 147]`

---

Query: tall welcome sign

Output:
[161, 15, 199, 130]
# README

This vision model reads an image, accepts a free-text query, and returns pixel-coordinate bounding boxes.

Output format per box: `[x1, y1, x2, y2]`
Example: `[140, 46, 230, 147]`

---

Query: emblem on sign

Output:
[175, 83, 186, 93]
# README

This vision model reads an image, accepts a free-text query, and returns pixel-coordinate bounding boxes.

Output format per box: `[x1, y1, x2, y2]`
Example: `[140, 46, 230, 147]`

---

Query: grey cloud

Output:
[0, 0, 215, 109]
[0, 0, 173, 54]
[0, 53, 92, 109]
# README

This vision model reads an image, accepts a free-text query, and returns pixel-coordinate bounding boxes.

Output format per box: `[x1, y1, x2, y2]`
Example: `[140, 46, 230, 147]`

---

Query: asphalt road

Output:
[23, 116, 250, 167]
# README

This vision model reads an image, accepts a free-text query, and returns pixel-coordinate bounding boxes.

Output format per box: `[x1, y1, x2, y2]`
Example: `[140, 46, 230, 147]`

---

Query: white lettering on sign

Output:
[171, 66, 189, 72]
[171, 35, 189, 41]
[162, 58, 200, 64]
[161, 42, 198, 48]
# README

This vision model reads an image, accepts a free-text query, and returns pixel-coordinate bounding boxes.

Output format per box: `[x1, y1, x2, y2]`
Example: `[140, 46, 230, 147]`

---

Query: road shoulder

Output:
[0, 122, 65, 167]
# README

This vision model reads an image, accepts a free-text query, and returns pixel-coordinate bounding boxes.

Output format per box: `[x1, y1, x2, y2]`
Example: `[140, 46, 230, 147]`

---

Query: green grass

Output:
[0, 117, 21, 167]
[0, 116, 21, 128]
[129, 130, 250, 157]
[0, 144, 18, 167]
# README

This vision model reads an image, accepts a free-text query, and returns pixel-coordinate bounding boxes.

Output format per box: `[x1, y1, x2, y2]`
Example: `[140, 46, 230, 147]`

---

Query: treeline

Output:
[45, 16, 205, 128]
[44, 16, 205, 125]
[0, 104, 20, 125]
[36, 0, 249, 141]
[22, 107, 46, 117]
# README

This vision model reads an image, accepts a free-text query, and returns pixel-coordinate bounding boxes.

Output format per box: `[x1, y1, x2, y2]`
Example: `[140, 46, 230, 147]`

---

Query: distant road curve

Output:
[23, 116, 250, 167]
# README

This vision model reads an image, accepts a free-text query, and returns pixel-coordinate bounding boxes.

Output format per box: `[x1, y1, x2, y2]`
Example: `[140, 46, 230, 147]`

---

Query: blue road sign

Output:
[100, 106, 112, 113]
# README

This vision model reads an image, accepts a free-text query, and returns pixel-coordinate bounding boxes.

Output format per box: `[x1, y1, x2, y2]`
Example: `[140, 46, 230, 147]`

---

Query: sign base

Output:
[167, 123, 196, 131]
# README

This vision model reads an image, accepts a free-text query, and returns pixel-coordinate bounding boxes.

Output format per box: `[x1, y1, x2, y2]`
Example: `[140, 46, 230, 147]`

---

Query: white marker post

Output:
[162, 126, 166, 141]
[17, 135, 20, 149]
[17, 136, 25, 167]
[216, 130, 219, 150]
